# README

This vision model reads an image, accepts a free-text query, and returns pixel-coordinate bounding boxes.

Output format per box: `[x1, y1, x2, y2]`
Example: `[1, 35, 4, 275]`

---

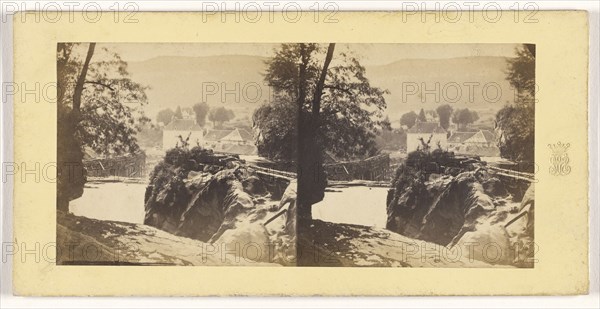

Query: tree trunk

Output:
[297, 43, 335, 222]
[72, 43, 96, 114]
[57, 43, 95, 211]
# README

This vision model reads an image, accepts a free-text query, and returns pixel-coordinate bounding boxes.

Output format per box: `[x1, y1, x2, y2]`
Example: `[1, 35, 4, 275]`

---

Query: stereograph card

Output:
[10, 11, 589, 296]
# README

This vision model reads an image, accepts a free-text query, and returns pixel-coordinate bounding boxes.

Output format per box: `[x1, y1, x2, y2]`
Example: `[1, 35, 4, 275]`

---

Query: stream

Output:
[71, 181, 390, 229]
[313, 186, 389, 228]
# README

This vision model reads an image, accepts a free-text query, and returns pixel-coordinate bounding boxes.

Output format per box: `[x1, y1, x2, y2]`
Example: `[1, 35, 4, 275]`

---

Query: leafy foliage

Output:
[400, 111, 418, 128]
[192, 102, 210, 127]
[418, 108, 427, 122]
[208, 106, 235, 127]
[496, 45, 535, 162]
[253, 100, 297, 161]
[436, 104, 454, 130]
[452, 108, 479, 130]
[496, 104, 534, 162]
[376, 127, 406, 151]
[156, 108, 175, 125]
[253, 44, 388, 162]
[57, 43, 149, 209]
[58, 43, 150, 156]
[174, 106, 183, 119]
[506, 44, 536, 104]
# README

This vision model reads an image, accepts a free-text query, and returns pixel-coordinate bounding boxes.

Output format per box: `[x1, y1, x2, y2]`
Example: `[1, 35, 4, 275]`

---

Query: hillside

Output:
[367, 56, 515, 120]
[128, 55, 269, 118]
[127, 55, 514, 121]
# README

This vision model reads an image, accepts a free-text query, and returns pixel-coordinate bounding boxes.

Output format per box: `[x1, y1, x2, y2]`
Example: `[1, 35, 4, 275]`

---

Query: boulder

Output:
[143, 148, 295, 265]
[242, 176, 268, 196]
[482, 177, 508, 197]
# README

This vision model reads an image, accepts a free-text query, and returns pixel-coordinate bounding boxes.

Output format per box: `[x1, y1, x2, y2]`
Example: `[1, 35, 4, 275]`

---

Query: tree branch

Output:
[324, 85, 352, 96]
[84, 81, 115, 91]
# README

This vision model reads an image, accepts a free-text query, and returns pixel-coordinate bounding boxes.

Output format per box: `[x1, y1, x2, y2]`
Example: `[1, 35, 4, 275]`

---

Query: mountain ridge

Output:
[126, 54, 515, 121]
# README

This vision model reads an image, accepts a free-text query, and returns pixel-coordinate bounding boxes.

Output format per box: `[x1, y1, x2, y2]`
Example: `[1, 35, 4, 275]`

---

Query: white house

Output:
[406, 122, 447, 153]
[447, 130, 496, 148]
[201, 128, 256, 155]
[162, 118, 204, 150]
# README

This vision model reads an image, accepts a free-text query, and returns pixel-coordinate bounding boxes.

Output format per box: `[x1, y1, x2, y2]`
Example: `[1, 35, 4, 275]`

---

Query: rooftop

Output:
[204, 129, 234, 141]
[448, 130, 496, 143]
[206, 128, 254, 142]
[448, 131, 478, 143]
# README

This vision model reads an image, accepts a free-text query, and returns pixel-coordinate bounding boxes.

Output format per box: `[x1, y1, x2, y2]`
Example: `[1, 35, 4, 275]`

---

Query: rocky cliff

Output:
[143, 146, 296, 265]
[386, 148, 534, 267]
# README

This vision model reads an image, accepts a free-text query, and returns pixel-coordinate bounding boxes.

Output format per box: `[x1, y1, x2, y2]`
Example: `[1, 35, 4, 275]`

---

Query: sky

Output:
[75, 42, 524, 120]
[103, 43, 522, 65]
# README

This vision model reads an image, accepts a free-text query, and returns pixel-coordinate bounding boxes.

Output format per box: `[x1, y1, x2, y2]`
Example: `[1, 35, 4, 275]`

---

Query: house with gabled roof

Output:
[162, 118, 204, 150]
[406, 122, 447, 153]
[447, 129, 499, 156]
[448, 130, 496, 148]
[201, 128, 257, 155]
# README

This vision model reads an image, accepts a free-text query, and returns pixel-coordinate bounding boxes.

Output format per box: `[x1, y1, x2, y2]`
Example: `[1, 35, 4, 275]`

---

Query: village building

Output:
[447, 130, 496, 148]
[202, 128, 257, 155]
[406, 122, 448, 153]
[447, 129, 499, 156]
[162, 118, 204, 150]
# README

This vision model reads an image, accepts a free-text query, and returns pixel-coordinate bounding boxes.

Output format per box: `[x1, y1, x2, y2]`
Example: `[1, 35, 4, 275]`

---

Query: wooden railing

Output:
[487, 166, 536, 182]
[249, 165, 297, 180]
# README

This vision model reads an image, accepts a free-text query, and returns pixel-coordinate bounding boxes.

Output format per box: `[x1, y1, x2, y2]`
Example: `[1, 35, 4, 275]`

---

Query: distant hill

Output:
[366, 56, 515, 120]
[127, 55, 269, 119]
[127, 55, 515, 122]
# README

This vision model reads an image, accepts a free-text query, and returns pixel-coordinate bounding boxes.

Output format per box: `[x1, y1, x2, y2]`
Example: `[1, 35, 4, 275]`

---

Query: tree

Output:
[381, 115, 392, 131]
[436, 104, 453, 130]
[192, 102, 210, 127]
[452, 108, 478, 130]
[156, 108, 174, 125]
[253, 101, 297, 161]
[400, 111, 418, 128]
[471, 110, 479, 123]
[57, 43, 149, 211]
[417, 108, 427, 122]
[174, 106, 183, 119]
[376, 117, 405, 151]
[496, 44, 535, 162]
[254, 43, 388, 221]
[506, 44, 536, 104]
[208, 106, 235, 127]
[426, 110, 437, 120]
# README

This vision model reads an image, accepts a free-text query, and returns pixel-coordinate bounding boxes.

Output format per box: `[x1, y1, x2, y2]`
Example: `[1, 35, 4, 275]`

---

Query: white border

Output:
[1, 1, 598, 308]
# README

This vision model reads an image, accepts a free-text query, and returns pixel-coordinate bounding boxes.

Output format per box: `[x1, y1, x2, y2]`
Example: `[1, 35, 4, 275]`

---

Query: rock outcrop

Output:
[143, 146, 295, 265]
[386, 148, 534, 267]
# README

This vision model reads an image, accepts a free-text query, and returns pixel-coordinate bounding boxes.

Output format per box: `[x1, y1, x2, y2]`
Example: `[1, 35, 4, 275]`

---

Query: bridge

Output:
[249, 165, 297, 180]
[250, 162, 536, 188]
[487, 166, 536, 183]
[248, 164, 296, 200]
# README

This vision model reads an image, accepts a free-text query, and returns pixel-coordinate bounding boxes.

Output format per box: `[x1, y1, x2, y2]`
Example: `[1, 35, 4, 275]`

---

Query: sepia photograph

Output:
[6, 6, 594, 300]
[55, 42, 535, 267]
